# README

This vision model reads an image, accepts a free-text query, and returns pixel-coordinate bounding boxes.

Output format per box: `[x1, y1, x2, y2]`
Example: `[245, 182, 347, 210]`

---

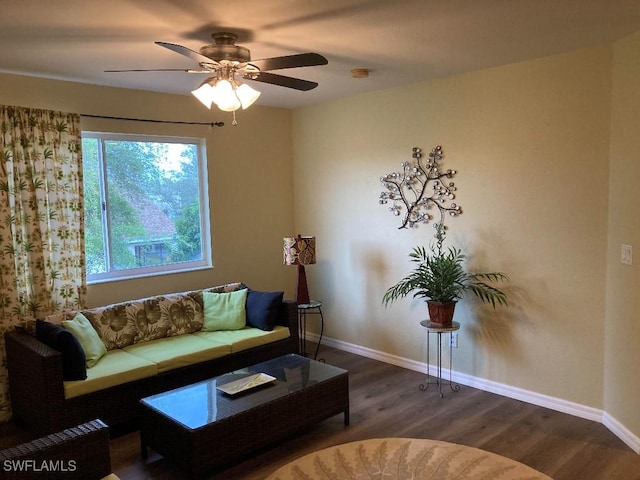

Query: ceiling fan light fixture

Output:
[236, 83, 261, 109]
[212, 79, 242, 112]
[191, 82, 215, 109]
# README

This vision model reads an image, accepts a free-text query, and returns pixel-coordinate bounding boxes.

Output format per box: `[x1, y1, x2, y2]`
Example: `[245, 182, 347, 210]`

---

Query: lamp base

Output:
[296, 264, 311, 305]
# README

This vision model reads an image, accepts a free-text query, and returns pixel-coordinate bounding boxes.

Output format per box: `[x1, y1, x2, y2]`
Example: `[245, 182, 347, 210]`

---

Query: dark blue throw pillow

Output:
[36, 319, 87, 381]
[245, 289, 284, 331]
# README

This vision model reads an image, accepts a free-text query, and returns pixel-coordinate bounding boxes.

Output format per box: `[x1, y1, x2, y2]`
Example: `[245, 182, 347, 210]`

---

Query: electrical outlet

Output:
[450, 332, 458, 348]
[621, 244, 633, 265]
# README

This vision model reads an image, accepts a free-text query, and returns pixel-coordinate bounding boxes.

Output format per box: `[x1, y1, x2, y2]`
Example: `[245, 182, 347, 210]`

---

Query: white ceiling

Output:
[1, 0, 640, 109]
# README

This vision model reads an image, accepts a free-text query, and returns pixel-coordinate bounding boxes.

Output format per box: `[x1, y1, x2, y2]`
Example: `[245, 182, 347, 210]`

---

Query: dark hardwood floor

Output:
[3, 346, 639, 479]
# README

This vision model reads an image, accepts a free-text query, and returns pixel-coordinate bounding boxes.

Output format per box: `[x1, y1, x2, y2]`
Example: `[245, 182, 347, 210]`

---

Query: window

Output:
[82, 132, 211, 282]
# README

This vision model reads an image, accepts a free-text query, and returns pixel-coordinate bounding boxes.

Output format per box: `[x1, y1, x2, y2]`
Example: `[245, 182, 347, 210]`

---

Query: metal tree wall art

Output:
[379, 146, 462, 229]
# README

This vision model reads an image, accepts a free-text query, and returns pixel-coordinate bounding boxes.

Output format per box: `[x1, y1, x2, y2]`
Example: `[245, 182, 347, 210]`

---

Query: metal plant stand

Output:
[419, 320, 461, 398]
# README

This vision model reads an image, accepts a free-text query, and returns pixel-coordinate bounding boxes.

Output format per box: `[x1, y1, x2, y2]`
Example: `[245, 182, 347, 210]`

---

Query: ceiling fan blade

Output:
[155, 41, 220, 68]
[105, 68, 209, 73]
[248, 53, 328, 72]
[245, 71, 318, 91]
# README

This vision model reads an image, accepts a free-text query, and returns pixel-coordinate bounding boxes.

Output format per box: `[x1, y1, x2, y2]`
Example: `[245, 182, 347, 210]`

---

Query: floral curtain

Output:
[0, 105, 86, 421]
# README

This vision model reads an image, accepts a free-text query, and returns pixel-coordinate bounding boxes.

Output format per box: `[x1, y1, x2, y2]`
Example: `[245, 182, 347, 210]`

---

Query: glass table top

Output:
[140, 354, 347, 430]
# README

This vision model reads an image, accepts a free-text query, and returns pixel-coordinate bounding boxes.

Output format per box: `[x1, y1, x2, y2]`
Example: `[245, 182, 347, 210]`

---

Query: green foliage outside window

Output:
[82, 134, 208, 279]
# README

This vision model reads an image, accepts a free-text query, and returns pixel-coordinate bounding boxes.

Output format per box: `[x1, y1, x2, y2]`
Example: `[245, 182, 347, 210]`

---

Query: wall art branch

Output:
[379, 146, 462, 229]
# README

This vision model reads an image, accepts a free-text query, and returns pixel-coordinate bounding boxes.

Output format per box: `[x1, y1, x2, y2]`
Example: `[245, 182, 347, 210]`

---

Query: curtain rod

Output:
[80, 113, 224, 127]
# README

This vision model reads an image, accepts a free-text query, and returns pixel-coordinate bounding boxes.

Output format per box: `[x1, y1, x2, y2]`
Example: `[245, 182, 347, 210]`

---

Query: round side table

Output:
[297, 301, 324, 360]
[419, 320, 461, 397]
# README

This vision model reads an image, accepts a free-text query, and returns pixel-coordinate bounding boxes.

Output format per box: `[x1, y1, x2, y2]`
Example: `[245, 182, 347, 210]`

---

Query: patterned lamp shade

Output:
[283, 235, 316, 304]
[283, 236, 316, 266]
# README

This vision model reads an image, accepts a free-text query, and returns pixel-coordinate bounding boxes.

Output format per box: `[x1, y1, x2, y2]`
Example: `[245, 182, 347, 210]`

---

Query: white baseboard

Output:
[602, 413, 640, 454]
[310, 333, 640, 454]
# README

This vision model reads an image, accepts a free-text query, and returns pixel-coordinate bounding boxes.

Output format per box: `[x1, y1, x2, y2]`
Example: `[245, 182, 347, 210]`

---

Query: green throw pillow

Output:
[202, 289, 247, 331]
[62, 312, 107, 368]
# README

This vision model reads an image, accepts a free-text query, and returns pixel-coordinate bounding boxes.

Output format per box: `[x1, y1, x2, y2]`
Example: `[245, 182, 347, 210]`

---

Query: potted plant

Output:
[382, 224, 508, 326]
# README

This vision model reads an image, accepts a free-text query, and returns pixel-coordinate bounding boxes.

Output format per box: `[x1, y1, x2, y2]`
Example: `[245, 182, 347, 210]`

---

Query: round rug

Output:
[266, 437, 552, 480]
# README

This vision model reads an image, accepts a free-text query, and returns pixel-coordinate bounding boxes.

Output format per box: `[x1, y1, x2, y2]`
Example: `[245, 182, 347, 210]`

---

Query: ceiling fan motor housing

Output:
[200, 32, 251, 63]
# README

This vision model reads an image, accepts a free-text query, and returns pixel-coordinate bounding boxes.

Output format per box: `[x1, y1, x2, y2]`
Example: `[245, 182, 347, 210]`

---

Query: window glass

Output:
[82, 132, 210, 282]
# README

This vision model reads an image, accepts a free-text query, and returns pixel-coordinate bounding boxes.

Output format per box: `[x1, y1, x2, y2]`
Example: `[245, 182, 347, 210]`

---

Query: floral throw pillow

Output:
[157, 293, 204, 336]
[202, 282, 243, 294]
[81, 303, 140, 350]
[133, 296, 172, 342]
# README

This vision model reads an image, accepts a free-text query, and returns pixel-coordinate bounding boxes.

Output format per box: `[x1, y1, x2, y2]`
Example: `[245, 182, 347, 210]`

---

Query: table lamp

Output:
[283, 235, 316, 305]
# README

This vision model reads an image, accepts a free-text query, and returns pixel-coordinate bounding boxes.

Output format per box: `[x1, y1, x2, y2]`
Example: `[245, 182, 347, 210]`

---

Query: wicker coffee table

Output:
[139, 354, 349, 478]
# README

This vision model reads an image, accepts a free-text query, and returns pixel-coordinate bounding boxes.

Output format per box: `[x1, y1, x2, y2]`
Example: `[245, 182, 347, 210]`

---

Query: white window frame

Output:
[82, 131, 212, 284]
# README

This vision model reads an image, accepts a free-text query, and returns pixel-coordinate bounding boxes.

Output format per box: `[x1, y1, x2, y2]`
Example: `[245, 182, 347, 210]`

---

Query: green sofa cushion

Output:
[62, 312, 107, 368]
[195, 325, 290, 353]
[63, 349, 157, 399]
[202, 289, 247, 331]
[123, 335, 230, 373]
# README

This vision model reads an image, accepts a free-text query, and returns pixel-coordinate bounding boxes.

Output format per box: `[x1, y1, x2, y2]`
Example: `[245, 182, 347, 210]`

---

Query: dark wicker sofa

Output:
[0, 419, 113, 480]
[5, 300, 298, 436]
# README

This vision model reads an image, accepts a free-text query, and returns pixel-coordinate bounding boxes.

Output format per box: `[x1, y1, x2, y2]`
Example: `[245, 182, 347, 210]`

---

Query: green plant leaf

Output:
[383, 230, 508, 309]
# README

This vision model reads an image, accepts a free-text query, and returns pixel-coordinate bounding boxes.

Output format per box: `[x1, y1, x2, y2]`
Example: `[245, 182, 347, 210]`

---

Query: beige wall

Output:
[293, 46, 612, 408]
[2, 35, 638, 442]
[0, 73, 296, 306]
[605, 31, 640, 437]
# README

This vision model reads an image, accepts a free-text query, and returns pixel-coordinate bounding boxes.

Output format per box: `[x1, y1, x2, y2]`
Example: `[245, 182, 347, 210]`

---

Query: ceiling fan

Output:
[106, 32, 328, 116]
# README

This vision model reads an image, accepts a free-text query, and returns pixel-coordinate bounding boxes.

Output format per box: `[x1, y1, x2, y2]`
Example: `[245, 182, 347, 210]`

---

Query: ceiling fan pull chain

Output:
[232, 110, 238, 126]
